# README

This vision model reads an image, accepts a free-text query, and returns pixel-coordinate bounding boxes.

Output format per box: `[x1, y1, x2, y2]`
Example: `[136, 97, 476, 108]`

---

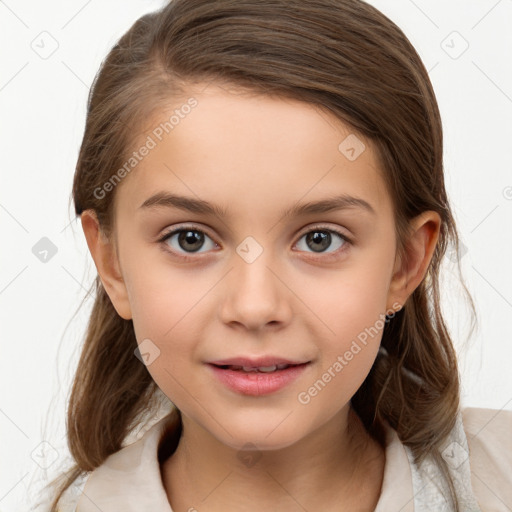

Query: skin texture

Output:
[81, 82, 441, 511]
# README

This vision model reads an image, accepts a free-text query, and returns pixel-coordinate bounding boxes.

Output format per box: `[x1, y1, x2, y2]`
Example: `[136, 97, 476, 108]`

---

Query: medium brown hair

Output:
[45, 1, 474, 509]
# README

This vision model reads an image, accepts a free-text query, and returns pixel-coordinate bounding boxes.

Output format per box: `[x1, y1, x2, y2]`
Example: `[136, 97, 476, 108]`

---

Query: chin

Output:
[212, 422, 306, 453]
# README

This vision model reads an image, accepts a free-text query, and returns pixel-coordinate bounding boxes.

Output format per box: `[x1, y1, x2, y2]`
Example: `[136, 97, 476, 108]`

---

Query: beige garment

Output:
[61, 407, 511, 512]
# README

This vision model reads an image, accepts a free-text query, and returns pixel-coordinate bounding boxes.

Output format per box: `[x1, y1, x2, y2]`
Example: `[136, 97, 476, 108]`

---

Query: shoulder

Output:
[462, 407, 512, 510]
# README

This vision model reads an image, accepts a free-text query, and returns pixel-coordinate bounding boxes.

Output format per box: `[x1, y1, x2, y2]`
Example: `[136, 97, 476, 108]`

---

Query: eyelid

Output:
[294, 223, 353, 244]
[158, 223, 218, 242]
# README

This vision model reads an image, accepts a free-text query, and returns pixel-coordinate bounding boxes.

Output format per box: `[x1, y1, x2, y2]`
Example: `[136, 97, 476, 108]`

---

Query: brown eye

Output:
[305, 231, 331, 252]
[295, 227, 350, 256]
[176, 230, 205, 252]
[159, 227, 218, 256]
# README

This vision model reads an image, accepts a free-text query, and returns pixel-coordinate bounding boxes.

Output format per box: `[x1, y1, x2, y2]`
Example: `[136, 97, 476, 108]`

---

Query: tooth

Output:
[226, 364, 292, 372]
[257, 365, 278, 372]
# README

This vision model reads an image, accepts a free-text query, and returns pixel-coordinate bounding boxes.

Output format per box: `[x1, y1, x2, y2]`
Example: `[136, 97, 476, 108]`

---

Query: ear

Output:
[81, 210, 132, 320]
[387, 211, 441, 310]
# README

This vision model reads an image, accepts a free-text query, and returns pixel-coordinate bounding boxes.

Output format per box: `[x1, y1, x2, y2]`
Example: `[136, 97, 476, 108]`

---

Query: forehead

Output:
[114, 82, 393, 223]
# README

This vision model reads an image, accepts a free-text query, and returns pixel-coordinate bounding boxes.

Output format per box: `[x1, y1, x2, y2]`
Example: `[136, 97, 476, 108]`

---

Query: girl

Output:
[43, 0, 512, 510]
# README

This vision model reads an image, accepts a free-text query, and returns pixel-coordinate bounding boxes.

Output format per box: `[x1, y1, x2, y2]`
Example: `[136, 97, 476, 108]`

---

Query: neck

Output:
[161, 405, 385, 512]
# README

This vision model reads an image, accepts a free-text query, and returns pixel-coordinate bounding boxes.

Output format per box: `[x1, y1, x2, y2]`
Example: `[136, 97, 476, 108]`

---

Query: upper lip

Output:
[208, 356, 310, 368]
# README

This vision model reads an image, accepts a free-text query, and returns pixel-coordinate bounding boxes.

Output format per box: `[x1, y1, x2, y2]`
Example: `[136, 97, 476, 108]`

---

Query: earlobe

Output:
[387, 211, 441, 309]
[80, 210, 133, 320]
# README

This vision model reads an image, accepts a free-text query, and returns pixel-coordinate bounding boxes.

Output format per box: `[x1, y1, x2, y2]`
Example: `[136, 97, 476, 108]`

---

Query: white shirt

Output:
[57, 406, 512, 511]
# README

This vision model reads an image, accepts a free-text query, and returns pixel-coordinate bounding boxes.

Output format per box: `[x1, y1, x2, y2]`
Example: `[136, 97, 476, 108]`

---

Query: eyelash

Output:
[157, 224, 352, 262]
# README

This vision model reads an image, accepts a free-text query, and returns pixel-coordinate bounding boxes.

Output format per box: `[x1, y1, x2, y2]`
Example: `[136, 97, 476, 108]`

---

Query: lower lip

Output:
[207, 363, 310, 396]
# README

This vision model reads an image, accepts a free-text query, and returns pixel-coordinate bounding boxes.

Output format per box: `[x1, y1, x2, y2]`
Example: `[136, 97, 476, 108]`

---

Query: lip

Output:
[207, 362, 311, 396]
[208, 356, 310, 368]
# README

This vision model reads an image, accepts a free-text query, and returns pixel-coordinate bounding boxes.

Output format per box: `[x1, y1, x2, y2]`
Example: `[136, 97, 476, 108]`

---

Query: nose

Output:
[218, 248, 292, 332]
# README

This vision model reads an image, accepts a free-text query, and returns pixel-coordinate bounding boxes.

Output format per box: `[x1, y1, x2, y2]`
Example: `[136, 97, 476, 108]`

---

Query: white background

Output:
[1, 0, 511, 510]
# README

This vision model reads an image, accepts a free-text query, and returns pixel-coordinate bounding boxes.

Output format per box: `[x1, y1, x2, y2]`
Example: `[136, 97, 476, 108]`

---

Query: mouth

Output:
[211, 362, 308, 373]
[207, 362, 311, 396]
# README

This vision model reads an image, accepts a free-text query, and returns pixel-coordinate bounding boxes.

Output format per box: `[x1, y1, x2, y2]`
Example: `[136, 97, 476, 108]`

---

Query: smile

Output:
[207, 362, 310, 396]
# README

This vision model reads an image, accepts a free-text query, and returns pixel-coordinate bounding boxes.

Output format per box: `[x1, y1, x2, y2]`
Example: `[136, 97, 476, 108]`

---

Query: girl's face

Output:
[94, 82, 407, 451]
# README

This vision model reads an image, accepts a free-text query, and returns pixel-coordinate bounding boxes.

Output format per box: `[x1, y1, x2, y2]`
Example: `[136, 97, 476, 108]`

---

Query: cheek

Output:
[298, 244, 395, 388]
[302, 248, 394, 347]
[294, 275, 390, 418]
[128, 266, 205, 342]
[126, 267, 206, 404]
[328, 271, 390, 341]
[308, 283, 386, 394]
[125, 258, 219, 392]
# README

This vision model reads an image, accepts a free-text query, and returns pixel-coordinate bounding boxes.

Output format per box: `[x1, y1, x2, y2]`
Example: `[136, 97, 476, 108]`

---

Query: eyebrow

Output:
[138, 192, 376, 218]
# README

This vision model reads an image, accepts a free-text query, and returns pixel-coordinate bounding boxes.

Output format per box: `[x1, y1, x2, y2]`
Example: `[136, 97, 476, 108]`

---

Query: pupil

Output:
[307, 231, 330, 252]
[179, 230, 204, 252]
